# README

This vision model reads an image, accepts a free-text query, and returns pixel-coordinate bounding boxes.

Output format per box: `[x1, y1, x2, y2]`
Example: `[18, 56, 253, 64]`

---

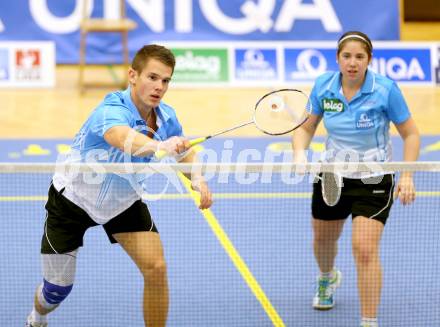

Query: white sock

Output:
[30, 308, 47, 324]
[361, 317, 378, 326]
[320, 269, 335, 280]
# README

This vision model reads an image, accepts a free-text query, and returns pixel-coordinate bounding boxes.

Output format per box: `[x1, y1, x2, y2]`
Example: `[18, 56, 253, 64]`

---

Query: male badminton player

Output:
[25, 44, 213, 327]
[292, 31, 420, 327]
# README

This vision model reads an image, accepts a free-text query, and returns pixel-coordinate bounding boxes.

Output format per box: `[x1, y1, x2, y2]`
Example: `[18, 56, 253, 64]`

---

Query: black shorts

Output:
[311, 174, 395, 225]
[41, 184, 158, 254]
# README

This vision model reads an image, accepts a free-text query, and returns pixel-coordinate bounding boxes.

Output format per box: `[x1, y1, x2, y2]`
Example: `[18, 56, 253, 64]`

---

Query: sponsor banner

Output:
[171, 48, 229, 84]
[284, 42, 435, 85]
[233, 47, 279, 83]
[165, 42, 438, 87]
[285, 47, 338, 82]
[371, 48, 432, 83]
[0, 42, 55, 88]
[436, 46, 440, 85]
[0, 1, 399, 64]
[0, 48, 9, 81]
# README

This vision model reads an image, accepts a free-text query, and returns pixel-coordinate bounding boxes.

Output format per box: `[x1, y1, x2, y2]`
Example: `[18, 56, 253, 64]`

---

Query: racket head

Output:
[253, 88, 311, 136]
[321, 172, 342, 207]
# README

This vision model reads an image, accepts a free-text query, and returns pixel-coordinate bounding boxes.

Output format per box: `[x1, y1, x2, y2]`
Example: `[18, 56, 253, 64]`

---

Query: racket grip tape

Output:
[154, 137, 208, 159]
[188, 137, 207, 147]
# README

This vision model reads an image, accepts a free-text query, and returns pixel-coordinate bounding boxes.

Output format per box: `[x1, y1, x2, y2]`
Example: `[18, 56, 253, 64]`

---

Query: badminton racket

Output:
[155, 88, 311, 159]
[317, 172, 343, 207]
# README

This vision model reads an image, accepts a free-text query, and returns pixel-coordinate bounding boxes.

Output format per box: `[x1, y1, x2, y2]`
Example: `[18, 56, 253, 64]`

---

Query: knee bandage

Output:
[41, 279, 73, 305]
[37, 250, 77, 309]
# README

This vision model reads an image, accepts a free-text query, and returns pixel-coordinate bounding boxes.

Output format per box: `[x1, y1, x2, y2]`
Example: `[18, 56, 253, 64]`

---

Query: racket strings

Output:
[321, 172, 342, 207]
[155, 89, 311, 159]
[254, 89, 310, 135]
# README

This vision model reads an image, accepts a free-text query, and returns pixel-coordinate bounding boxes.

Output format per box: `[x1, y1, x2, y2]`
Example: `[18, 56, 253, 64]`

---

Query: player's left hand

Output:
[191, 179, 213, 209]
[394, 174, 416, 205]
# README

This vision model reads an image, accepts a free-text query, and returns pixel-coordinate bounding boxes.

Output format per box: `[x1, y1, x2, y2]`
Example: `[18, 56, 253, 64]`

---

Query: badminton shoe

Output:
[312, 269, 342, 310]
[25, 316, 47, 327]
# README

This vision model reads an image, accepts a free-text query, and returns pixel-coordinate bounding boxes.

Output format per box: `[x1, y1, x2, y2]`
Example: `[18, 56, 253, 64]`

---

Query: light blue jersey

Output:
[53, 87, 183, 223]
[310, 69, 410, 164]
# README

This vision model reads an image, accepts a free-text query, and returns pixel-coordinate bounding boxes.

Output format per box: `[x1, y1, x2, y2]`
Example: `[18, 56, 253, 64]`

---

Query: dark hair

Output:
[131, 44, 176, 74]
[337, 31, 373, 59]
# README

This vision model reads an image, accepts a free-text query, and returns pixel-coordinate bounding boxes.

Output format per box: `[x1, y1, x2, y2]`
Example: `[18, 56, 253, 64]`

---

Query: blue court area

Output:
[1, 137, 439, 326]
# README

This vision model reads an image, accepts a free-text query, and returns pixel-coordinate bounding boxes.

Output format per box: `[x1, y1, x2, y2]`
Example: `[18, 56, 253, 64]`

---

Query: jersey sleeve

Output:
[309, 83, 323, 116]
[386, 82, 411, 124]
[166, 120, 183, 138]
[158, 103, 184, 138]
[90, 106, 132, 137]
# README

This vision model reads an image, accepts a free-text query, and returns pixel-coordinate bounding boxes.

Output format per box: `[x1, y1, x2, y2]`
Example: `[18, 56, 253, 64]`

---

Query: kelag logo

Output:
[322, 98, 344, 112]
[172, 48, 228, 83]
[370, 49, 431, 82]
[234, 48, 278, 81]
[0, 49, 9, 81]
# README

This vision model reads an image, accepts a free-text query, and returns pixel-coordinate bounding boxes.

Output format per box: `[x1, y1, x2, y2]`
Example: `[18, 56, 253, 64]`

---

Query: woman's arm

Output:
[395, 117, 420, 163]
[291, 114, 322, 163]
[394, 117, 420, 205]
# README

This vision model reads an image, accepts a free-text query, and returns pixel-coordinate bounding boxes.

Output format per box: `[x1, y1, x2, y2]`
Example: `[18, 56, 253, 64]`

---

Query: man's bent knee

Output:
[38, 251, 77, 310]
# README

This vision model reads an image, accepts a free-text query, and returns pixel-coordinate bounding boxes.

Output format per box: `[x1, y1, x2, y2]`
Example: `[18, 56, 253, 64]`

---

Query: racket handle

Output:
[189, 137, 207, 147]
[154, 149, 168, 160]
[154, 137, 208, 160]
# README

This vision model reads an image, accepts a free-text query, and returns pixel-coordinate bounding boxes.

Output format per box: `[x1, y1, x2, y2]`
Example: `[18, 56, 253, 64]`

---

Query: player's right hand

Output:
[157, 136, 190, 156]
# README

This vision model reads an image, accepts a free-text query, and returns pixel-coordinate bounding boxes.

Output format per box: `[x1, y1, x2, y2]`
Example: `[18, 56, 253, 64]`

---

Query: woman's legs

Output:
[313, 218, 346, 273]
[352, 216, 384, 318]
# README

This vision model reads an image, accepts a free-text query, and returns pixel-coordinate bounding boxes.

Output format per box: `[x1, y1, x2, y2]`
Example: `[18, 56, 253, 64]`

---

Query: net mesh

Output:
[2, 162, 439, 327]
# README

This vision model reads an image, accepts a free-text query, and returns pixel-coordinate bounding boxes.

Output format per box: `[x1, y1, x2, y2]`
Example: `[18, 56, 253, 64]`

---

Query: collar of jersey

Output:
[121, 87, 172, 124]
[326, 69, 376, 96]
